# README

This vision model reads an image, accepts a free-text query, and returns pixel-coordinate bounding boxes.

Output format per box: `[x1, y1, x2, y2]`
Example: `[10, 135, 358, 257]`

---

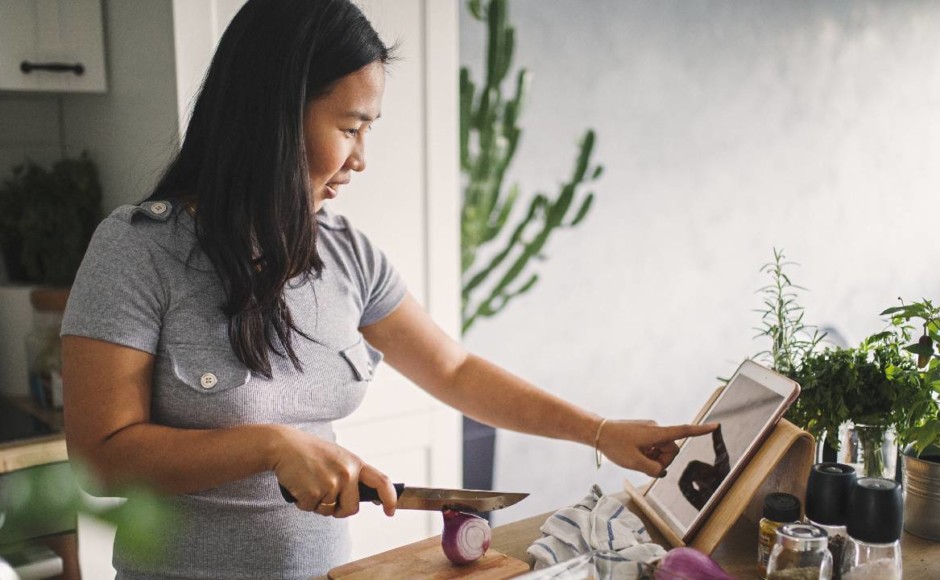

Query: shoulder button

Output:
[135, 200, 174, 221]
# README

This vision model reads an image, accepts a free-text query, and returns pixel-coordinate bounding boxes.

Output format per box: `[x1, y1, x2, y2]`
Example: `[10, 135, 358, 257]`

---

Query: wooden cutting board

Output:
[328, 536, 530, 579]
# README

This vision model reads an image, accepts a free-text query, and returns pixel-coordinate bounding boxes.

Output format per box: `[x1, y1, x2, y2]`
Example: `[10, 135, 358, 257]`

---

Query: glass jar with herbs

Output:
[766, 523, 832, 580]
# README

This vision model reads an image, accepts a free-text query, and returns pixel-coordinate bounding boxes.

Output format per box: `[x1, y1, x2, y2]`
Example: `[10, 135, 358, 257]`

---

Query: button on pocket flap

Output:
[169, 346, 251, 393]
[340, 339, 382, 381]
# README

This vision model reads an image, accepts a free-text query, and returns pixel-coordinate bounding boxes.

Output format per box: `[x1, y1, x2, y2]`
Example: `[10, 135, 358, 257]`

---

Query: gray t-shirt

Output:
[62, 200, 406, 579]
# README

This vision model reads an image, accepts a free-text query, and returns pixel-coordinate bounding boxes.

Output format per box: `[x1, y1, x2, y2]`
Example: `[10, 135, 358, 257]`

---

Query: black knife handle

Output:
[357, 482, 406, 503]
[279, 482, 405, 504]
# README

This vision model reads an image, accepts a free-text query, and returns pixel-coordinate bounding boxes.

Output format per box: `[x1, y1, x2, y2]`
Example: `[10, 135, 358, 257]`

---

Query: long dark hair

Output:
[148, 0, 392, 378]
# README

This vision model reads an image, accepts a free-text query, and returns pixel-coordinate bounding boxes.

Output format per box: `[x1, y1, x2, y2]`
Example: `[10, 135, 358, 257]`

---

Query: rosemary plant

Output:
[753, 248, 825, 377]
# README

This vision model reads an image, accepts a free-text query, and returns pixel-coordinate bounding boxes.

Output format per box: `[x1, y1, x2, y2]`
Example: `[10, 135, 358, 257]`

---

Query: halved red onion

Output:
[441, 510, 492, 565]
[655, 547, 734, 580]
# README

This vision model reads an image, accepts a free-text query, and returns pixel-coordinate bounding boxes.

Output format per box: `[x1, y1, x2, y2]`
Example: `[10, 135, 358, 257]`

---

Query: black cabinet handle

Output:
[20, 61, 85, 76]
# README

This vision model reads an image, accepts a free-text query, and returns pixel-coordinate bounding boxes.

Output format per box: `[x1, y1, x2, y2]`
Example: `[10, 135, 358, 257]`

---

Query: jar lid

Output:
[775, 523, 828, 551]
[763, 492, 801, 523]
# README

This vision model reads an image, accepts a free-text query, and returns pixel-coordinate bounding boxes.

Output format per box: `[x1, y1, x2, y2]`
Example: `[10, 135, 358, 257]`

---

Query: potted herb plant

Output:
[0, 152, 103, 286]
[750, 251, 940, 537]
[787, 338, 924, 478]
[751, 249, 833, 451]
[751, 249, 922, 476]
[873, 299, 940, 540]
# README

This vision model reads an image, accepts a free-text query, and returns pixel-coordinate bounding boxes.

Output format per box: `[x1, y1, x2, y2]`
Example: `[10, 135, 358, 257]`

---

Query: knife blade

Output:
[279, 482, 528, 513]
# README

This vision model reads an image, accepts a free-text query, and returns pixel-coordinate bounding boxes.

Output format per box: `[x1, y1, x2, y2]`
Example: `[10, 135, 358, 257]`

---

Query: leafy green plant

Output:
[788, 342, 920, 435]
[871, 299, 940, 455]
[753, 248, 825, 377]
[750, 251, 940, 465]
[0, 461, 176, 565]
[460, 0, 603, 333]
[0, 152, 103, 286]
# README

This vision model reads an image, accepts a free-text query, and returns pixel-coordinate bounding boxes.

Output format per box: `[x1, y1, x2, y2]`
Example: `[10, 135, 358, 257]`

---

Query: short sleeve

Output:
[346, 227, 407, 327]
[61, 216, 166, 354]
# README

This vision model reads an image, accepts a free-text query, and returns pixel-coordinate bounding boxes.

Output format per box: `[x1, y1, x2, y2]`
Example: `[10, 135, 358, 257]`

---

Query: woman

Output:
[61, 1, 715, 578]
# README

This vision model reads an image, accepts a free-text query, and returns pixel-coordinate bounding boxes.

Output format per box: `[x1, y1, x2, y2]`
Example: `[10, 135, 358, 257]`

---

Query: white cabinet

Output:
[0, 0, 107, 92]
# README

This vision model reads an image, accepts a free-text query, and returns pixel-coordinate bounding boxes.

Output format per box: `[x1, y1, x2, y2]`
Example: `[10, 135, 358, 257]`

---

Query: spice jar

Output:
[767, 523, 832, 580]
[25, 289, 69, 409]
[758, 492, 802, 578]
[841, 477, 903, 580]
[805, 462, 856, 579]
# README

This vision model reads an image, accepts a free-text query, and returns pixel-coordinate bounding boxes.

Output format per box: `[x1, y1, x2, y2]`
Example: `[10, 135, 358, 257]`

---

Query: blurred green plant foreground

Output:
[0, 460, 176, 565]
[460, 0, 603, 333]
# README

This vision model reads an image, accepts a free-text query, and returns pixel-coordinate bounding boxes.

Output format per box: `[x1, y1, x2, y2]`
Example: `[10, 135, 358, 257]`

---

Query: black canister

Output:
[842, 477, 903, 580]
[806, 462, 856, 526]
[806, 462, 856, 578]
[845, 477, 903, 544]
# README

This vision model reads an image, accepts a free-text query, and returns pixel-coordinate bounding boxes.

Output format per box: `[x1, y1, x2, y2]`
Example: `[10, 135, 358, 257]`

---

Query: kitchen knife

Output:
[279, 482, 528, 513]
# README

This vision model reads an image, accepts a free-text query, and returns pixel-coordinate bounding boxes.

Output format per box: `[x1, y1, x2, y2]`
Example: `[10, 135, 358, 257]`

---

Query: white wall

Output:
[0, 94, 62, 177]
[460, 0, 940, 525]
[62, 0, 179, 210]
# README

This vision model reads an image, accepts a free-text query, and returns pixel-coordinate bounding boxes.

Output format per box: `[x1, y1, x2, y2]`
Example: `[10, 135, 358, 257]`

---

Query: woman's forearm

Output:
[361, 296, 604, 447]
[74, 422, 282, 495]
[362, 297, 716, 478]
[440, 353, 602, 446]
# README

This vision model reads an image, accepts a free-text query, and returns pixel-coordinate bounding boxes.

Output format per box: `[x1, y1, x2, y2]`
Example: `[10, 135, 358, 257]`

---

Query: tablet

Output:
[644, 360, 800, 541]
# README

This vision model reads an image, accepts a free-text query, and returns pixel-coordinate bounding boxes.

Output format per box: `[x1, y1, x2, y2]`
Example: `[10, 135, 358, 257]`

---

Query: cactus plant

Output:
[461, 0, 603, 333]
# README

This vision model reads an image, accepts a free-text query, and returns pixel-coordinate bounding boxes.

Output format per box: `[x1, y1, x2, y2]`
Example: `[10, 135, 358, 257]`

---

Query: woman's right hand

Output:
[269, 425, 397, 518]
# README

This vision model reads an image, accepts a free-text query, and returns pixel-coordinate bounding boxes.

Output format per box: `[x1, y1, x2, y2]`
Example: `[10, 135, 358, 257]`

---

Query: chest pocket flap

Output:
[340, 338, 383, 381]
[169, 345, 251, 394]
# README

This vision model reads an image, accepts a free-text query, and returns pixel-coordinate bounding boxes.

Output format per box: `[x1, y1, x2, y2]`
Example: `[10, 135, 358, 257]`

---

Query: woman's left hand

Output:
[597, 420, 719, 477]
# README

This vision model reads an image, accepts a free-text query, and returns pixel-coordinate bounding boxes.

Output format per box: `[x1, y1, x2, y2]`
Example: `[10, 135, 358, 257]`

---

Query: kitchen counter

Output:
[321, 492, 940, 579]
[491, 495, 940, 578]
[0, 396, 66, 474]
[0, 431, 66, 474]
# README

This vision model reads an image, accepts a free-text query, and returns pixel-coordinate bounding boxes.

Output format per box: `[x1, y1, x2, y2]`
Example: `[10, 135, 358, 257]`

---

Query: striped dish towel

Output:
[525, 485, 666, 578]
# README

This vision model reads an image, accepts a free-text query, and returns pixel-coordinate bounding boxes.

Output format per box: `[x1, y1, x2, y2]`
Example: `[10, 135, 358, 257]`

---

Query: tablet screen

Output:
[647, 372, 788, 535]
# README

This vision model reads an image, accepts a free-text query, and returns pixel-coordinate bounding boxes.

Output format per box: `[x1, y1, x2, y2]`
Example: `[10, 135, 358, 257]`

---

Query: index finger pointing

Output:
[656, 422, 719, 443]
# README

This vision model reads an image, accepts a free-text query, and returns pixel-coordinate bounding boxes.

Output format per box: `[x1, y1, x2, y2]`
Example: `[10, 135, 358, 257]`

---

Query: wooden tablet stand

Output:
[625, 400, 815, 554]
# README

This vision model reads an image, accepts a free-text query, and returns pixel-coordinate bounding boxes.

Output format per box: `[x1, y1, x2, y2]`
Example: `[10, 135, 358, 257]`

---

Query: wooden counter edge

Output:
[0, 433, 68, 474]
